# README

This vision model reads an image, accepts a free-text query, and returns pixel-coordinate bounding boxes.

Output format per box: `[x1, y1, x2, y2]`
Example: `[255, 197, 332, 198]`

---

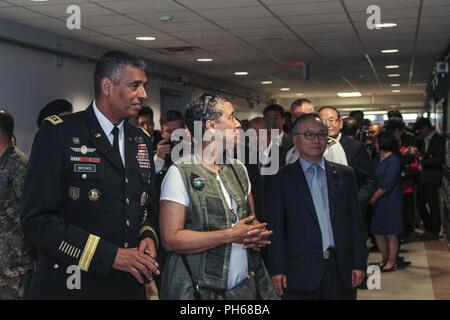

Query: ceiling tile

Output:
[268, 1, 343, 16]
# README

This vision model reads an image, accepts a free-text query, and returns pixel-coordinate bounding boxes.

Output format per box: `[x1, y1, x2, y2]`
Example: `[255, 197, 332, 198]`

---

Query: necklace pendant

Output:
[229, 210, 238, 224]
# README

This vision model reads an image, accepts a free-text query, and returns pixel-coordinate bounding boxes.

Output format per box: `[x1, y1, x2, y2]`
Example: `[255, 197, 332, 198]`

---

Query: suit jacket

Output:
[21, 105, 158, 299]
[280, 132, 294, 151]
[339, 134, 377, 210]
[265, 160, 366, 292]
[243, 144, 288, 222]
[419, 132, 445, 185]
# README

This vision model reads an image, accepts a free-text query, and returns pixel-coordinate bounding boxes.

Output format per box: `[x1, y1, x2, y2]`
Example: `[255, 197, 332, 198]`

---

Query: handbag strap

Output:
[181, 255, 202, 300]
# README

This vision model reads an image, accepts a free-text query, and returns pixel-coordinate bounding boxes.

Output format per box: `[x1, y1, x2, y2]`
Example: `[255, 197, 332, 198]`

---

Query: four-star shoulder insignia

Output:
[44, 115, 64, 126]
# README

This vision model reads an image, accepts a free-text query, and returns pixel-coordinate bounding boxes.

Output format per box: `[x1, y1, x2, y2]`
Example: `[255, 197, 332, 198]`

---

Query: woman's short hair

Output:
[184, 93, 228, 134]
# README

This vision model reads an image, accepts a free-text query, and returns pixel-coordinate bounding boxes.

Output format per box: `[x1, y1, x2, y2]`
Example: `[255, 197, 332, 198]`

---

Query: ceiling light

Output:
[337, 92, 362, 97]
[385, 65, 399, 69]
[30, 0, 48, 2]
[280, 88, 290, 91]
[234, 72, 248, 76]
[390, 84, 400, 87]
[296, 93, 303, 96]
[381, 49, 399, 53]
[136, 36, 157, 41]
[392, 90, 401, 93]
[160, 16, 174, 22]
[388, 74, 400, 77]
[196, 58, 213, 62]
[374, 23, 398, 28]
[261, 81, 272, 84]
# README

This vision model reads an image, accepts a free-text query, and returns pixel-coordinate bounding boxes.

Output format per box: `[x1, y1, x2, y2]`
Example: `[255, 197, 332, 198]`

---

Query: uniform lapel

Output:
[124, 122, 138, 177]
[292, 162, 320, 228]
[83, 105, 124, 170]
[325, 160, 338, 220]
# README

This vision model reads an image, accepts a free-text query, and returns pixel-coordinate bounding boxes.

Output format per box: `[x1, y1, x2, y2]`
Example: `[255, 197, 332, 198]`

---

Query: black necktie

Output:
[112, 126, 121, 159]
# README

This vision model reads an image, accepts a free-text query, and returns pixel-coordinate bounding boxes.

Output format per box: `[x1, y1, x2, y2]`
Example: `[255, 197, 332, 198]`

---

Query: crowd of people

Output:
[0, 50, 446, 300]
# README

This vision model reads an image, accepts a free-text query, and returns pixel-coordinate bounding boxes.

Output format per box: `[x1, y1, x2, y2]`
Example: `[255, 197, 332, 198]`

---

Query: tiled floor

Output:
[358, 239, 450, 300]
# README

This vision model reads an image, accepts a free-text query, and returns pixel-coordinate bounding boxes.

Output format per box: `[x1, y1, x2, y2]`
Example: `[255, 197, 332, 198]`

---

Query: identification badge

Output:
[74, 164, 97, 173]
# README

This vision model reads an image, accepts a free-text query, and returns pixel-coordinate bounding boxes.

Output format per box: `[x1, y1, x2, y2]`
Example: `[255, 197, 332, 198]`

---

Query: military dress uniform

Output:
[21, 104, 158, 299]
[0, 147, 34, 299]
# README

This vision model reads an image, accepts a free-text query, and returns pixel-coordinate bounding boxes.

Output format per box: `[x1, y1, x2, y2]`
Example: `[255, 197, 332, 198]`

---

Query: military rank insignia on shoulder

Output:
[44, 115, 64, 125]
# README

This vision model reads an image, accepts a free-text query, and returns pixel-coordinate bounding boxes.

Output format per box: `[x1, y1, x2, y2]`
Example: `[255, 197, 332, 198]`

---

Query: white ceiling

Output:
[0, 0, 449, 109]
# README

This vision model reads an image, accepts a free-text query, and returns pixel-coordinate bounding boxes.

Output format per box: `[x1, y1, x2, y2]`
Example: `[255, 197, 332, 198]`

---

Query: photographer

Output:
[154, 110, 186, 174]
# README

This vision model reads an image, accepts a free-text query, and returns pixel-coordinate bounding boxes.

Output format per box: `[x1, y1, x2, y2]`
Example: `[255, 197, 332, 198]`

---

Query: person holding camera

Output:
[154, 111, 186, 175]
[158, 93, 277, 300]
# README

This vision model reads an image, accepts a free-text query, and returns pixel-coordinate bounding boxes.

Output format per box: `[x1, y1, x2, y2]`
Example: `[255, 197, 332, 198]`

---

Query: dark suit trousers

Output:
[281, 257, 356, 300]
[417, 183, 441, 235]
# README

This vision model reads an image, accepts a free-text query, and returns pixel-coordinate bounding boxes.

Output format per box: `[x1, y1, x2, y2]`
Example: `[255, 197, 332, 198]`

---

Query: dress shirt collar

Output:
[298, 155, 325, 173]
[93, 100, 124, 136]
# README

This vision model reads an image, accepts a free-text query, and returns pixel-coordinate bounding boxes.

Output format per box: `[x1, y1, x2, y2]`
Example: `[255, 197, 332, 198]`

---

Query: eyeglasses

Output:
[200, 94, 215, 122]
[295, 131, 328, 141]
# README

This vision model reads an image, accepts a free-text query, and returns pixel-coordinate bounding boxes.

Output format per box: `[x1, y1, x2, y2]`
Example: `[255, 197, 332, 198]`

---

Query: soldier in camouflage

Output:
[0, 109, 34, 299]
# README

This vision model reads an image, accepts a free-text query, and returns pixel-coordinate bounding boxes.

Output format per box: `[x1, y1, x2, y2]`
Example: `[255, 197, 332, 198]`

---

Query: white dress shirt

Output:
[93, 101, 125, 165]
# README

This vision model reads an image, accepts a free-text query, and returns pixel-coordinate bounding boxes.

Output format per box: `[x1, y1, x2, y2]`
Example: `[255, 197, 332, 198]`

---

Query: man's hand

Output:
[352, 269, 366, 288]
[112, 247, 160, 284]
[156, 139, 171, 160]
[271, 274, 287, 296]
[138, 238, 158, 259]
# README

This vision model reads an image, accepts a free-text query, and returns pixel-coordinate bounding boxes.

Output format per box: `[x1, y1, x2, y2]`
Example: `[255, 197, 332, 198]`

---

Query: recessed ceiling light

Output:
[337, 92, 362, 97]
[385, 65, 399, 69]
[261, 81, 272, 84]
[280, 88, 290, 91]
[390, 84, 400, 87]
[196, 58, 213, 62]
[381, 49, 399, 53]
[296, 93, 303, 96]
[160, 16, 174, 22]
[136, 36, 157, 41]
[392, 90, 401, 93]
[388, 74, 400, 77]
[234, 72, 248, 76]
[374, 22, 398, 28]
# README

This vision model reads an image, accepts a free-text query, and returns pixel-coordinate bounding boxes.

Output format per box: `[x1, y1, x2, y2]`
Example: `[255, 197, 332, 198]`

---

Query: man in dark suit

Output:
[266, 113, 366, 300]
[339, 117, 377, 213]
[246, 117, 288, 222]
[21, 51, 160, 299]
[263, 104, 293, 150]
[415, 117, 445, 240]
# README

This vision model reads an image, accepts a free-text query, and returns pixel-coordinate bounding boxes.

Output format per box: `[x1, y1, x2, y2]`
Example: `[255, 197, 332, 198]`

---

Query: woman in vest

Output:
[159, 93, 278, 300]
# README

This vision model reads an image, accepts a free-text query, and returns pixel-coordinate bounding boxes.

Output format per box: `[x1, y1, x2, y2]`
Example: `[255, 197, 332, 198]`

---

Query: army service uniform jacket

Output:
[21, 105, 158, 299]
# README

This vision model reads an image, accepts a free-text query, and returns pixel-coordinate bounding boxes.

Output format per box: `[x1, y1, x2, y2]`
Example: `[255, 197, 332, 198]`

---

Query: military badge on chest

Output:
[136, 143, 151, 169]
[140, 192, 148, 207]
[88, 188, 101, 202]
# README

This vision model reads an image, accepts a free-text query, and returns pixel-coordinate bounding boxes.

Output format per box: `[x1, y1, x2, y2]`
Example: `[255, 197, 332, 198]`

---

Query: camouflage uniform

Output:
[0, 147, 34, 299]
